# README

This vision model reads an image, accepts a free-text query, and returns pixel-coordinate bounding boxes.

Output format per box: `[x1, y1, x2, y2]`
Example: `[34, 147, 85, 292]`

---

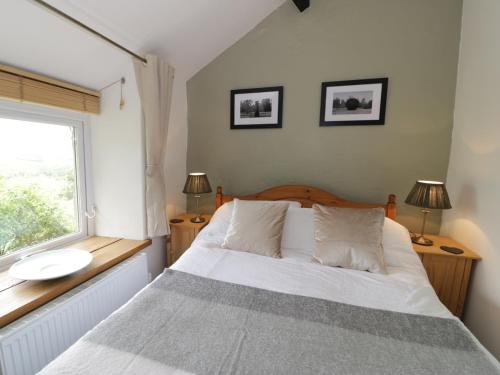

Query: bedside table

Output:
[412, 234, 481, 319]
[167, 213, 212, 267]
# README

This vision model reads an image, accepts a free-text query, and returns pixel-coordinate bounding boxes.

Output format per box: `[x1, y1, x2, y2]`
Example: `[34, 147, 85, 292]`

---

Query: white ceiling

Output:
[0, 0, 286, 90]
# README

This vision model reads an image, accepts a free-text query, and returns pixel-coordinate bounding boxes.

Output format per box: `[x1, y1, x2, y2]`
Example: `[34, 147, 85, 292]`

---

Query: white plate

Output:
[9, 249, 93, 281]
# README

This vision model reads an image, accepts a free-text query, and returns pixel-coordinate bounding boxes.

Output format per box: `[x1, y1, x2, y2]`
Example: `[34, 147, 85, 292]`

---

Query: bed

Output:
[39, 185, 500, 374]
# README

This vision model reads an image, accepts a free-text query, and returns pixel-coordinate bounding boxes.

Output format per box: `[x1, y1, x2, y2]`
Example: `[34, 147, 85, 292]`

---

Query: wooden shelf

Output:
[0, 236, 151, 328]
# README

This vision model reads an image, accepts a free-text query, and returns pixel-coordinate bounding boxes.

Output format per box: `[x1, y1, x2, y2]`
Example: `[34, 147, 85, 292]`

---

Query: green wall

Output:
[186, 0, 462, 232]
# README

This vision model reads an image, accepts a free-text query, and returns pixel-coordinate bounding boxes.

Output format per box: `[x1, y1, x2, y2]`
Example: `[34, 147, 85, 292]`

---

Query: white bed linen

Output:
[172, 205, 452, 319]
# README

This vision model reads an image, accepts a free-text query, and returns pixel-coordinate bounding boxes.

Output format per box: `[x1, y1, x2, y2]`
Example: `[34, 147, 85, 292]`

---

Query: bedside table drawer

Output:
[170, 226, 198, 264]
[167, 214, 212, 267]
[419, 253, 472, 317]
[412, 234, 480, 319]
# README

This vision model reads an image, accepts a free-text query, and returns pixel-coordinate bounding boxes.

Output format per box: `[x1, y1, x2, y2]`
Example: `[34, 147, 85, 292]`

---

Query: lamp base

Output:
[190, 216, 206, 224]
[411, 234, 434, 246]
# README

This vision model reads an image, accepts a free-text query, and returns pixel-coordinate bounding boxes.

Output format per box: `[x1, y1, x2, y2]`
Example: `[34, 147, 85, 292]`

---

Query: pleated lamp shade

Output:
[182, 173, 212, 195]
[405, 180, 452, 209]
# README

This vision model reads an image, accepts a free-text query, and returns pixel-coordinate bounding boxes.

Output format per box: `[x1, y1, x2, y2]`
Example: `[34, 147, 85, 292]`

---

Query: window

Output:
[0, 101, 90, 265]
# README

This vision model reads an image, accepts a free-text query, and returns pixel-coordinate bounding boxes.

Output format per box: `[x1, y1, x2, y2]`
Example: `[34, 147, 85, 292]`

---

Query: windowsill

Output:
[0, 236, 151, 328]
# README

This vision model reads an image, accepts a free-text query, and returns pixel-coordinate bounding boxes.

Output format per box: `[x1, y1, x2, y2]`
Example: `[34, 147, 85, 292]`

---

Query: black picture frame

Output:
[230, 86, 283, 129]
[319, 78, 388, 126]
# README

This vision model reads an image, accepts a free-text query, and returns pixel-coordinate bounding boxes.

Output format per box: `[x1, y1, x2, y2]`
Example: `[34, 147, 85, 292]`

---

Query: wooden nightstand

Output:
[412, 234, 481, 319]
[167, 213, 212, 267]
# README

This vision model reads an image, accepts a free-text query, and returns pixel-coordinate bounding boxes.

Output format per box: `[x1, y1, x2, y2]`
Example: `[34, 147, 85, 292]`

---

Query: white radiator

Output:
[0, 252, 149, 375]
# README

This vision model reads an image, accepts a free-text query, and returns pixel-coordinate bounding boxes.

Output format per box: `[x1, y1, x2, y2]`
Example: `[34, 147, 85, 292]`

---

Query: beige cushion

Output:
[222, 199, 290, 258]
[313, 205, 387, 274]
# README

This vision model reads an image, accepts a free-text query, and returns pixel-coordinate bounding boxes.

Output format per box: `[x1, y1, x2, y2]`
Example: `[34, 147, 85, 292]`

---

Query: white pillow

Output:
[221, 199, 291, 258]
[383, 218, 412, 251]
[281, 207, 314, 250]
[382, 218, 416, 267]
[312, 205, 387, 274]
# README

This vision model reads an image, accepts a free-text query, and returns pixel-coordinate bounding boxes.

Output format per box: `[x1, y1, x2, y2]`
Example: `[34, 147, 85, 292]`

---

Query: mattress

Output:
[172, 211, 451, 318]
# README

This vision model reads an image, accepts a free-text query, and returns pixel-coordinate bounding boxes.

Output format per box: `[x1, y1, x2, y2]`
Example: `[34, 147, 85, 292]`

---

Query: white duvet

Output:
[38, 204, 500, 375]
[172, 204, 452, 319]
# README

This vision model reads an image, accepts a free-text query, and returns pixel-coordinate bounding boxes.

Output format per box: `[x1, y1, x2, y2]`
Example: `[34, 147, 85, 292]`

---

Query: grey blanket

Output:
[40, 269, 499, 375]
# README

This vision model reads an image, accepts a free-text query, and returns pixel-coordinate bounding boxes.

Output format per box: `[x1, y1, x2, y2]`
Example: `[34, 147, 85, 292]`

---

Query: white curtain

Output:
[134, 54, 174, 237]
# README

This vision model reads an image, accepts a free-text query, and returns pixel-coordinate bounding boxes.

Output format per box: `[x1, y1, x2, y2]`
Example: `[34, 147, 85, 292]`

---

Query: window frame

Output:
[0, 99, 93, 268]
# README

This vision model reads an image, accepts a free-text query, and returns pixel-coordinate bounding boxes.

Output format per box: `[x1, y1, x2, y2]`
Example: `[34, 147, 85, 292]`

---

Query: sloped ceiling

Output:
[0, 0, 286, 90]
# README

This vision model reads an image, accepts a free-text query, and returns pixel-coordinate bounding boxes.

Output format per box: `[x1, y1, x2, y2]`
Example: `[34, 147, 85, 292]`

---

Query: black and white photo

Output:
[239, 98, 272, 118]
[320, 78, 388, 126]
[231, 86, 283, 129]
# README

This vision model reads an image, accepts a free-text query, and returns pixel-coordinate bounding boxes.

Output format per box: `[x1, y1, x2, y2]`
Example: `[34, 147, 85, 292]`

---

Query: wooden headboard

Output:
[215, 185, 396, 219]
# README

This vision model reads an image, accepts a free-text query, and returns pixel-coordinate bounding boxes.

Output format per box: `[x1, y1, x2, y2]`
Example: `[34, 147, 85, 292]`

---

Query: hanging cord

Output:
[119, 77, 125, 109]
[99, 77, 126, 110]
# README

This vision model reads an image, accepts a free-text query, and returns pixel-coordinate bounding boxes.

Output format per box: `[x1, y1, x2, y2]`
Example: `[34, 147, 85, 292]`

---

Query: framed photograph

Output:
[230, 86, 283, 129]
[320, 78, 388, 126]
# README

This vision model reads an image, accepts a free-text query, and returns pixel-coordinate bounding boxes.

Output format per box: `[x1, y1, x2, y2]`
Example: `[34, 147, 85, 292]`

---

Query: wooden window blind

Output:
[0, 64, 100, 114]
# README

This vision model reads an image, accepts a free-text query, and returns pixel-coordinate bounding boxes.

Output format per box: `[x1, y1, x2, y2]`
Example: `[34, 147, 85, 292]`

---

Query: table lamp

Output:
[405, 180, 452, 246]
[182, 173, 212, 223]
